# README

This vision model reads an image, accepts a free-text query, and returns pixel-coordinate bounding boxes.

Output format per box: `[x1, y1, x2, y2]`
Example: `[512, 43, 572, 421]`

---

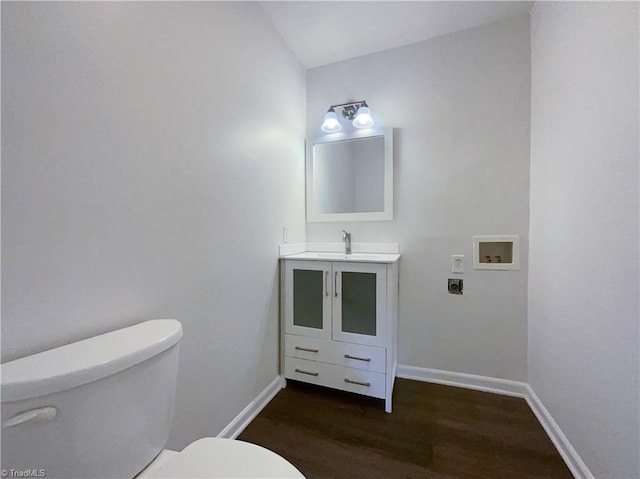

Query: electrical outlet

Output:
[448, 278, 463, 295]
[451, 255, 465, 273]
[283, 226, 289, 243]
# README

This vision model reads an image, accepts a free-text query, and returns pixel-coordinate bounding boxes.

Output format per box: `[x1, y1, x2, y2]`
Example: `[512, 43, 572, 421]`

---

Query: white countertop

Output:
[281, 251, 400, 263]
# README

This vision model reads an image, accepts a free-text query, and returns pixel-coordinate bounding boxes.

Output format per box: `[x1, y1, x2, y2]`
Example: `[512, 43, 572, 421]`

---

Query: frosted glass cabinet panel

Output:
[293, 269, 324, 329]
[341, 272, 377, 335]
[333, 263, 386, 347]
[284, 261, 331, 339]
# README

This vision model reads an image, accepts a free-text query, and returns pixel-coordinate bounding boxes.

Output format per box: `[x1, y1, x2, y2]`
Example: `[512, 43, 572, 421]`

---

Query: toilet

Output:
[0, 319, 304, 479]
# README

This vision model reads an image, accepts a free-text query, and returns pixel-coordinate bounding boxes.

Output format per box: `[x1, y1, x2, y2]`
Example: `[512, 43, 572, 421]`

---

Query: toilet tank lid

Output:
[1, 319, 183, 403]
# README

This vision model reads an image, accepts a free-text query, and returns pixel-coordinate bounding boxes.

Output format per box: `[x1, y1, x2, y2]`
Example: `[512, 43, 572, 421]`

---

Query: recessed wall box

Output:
[473, 235, 519, 271]
[448, 278, 463, 294]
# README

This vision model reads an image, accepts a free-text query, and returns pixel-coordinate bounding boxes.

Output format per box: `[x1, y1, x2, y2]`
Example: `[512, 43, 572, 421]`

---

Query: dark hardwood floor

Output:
[238, 379, 573, 479]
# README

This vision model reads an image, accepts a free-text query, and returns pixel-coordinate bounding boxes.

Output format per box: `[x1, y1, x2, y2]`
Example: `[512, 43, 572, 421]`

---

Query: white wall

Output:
[529, 2, 639, 478]
[307, 16, 531, 380]
[1, 2, 306, 449]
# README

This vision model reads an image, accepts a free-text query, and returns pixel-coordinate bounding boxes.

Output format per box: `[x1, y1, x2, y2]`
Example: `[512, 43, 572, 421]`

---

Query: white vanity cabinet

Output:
[280, 254, 399, 412]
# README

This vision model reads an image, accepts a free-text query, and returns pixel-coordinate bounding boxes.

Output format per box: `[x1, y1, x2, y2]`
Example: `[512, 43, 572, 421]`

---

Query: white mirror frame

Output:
[306, 128, 393, 222]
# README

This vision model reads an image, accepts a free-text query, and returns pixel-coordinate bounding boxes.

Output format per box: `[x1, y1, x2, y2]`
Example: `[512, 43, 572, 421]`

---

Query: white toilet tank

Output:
[1, 319, 183, 479]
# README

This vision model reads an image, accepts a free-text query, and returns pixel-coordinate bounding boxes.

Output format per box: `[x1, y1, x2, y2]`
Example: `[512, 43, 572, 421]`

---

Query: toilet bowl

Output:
[138, 438, 302, 478]
[1, 320, 304, 479]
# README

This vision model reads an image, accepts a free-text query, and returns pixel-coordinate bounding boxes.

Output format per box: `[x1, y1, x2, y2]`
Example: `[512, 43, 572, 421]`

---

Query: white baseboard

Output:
[217, 375, 285, 439]
[397, 364, 593, 479]
[397, 364, 528, 398]
[524, 384, 594, 479]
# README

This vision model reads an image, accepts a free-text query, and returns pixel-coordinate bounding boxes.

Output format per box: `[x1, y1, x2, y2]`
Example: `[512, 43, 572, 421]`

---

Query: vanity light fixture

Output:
[320, 107, 342, 133]
[352, 104, 374, 129]
[320, 100, 375, 132]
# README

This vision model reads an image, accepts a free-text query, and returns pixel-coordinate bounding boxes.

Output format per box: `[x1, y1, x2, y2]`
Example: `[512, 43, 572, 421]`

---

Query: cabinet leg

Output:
[385, 396, 392, 413]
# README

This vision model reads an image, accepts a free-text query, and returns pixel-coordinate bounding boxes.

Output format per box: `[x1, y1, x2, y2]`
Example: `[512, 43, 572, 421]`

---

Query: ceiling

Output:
[260, 1, 534, 69]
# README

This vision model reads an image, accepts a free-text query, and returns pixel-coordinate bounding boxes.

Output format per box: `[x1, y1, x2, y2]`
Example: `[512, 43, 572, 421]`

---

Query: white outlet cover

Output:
[451, 255, 465, 273]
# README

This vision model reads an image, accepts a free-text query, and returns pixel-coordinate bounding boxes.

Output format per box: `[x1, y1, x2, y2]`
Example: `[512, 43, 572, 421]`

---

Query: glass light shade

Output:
[353, 106, 374, 129]
[321, 110, 342, 133]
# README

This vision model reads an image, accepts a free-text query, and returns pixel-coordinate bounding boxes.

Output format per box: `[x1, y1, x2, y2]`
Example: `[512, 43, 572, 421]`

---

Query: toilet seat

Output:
[146, 438, 304, 478]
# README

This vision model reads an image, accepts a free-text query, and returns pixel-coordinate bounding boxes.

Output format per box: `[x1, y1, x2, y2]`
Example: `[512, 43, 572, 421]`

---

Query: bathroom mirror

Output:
[307, 128, 393, 222]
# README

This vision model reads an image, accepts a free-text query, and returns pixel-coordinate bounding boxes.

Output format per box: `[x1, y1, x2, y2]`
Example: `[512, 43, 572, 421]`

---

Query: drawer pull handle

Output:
[295, 346, 319, 353]
[344, 378, 371, 387]
[344, 354, 371, 362]
[295, 368, 319, 377]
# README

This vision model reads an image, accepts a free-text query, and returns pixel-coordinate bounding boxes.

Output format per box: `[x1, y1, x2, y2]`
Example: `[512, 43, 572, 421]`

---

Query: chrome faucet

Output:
[342, 230, 352, 255]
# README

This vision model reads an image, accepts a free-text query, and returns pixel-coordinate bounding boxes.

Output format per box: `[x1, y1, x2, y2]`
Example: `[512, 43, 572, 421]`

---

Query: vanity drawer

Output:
[329, 342, 386, 373]
[285, 335, 386, 373]
[285, 334, 331, 362]
[285, 357, 386, 399]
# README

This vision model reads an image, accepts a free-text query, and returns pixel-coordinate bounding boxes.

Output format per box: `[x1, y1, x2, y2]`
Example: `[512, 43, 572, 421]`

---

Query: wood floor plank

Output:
[238, 378, 573, 478]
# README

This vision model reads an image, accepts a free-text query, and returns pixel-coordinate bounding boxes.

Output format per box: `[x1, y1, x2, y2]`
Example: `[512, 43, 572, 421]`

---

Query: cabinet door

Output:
[284, 260, 332, 339]
[332, 262, 387, 347]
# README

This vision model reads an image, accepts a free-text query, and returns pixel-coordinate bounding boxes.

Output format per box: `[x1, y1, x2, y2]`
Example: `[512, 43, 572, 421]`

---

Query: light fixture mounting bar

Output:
[328, 101, 368, 121]
[327, 100, 367, 110]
